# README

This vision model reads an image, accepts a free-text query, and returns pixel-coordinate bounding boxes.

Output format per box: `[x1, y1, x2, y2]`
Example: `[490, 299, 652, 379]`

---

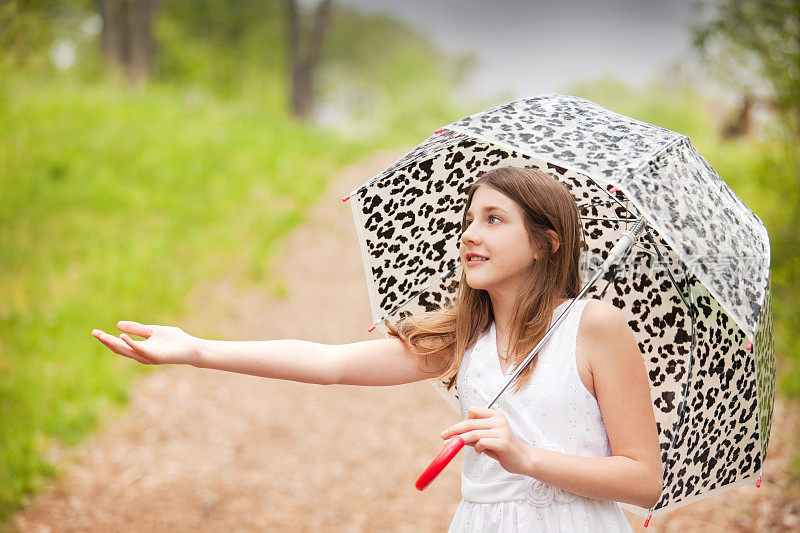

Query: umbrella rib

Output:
[631, 242, 655, 256]
[579, 192, 639, 230]
[590, 228, 696, 514]
[580, 216, 640, 223]
[595, 244, 634, 298]
[656, 266, 698, 512]
[599, 188, 639, 219]
[602, 225, 697, 513]
[597, 278, 614, 299]
[369, 264, 459, 330]
[578, 192, 638, 219]
[642, 228, 690, 311]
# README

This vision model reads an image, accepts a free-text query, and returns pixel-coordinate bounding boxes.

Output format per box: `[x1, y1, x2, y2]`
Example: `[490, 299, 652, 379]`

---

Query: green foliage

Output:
[154, 0, 287, 107]
[0, 74, 378, 522]
[153, 1, 473, 136]
[318, 5, 469, 141]
[0, 2, 475, 524]
[692, 0, 800, 136]
[0, 1, 73, 71]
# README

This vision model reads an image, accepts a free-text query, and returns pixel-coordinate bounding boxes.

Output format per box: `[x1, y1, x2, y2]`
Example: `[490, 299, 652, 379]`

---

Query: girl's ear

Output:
[547, 230, 561, 254]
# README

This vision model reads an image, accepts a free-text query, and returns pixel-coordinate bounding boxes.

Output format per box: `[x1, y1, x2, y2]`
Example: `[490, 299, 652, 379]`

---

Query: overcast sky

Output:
[331, 0, 699, 103]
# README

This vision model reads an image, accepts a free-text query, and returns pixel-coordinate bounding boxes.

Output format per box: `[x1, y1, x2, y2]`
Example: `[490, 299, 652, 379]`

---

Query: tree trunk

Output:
[97, 0, 159, 87]
[722, 92, 754, 139]
[129, 0, 159, 87]
[286, 0, 334, 121]
[98, 0, 126, 69]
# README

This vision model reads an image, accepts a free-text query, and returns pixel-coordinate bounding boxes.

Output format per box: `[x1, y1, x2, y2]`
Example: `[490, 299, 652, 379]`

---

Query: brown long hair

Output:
[386, 166, 584, 394]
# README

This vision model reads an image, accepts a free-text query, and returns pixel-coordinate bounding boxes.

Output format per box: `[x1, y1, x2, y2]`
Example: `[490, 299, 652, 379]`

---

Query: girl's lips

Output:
[466, 258, 489, 267]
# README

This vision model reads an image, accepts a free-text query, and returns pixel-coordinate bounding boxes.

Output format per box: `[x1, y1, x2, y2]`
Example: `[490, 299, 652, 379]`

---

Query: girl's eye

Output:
[463, 215, 501, 227]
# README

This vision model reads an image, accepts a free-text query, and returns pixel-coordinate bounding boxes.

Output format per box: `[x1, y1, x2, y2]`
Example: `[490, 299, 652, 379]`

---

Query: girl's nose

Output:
[461, 226, 480, 246]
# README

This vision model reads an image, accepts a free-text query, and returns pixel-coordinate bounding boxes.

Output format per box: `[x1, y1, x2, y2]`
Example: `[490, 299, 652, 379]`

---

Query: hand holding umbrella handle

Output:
[415, 436, 465, 491]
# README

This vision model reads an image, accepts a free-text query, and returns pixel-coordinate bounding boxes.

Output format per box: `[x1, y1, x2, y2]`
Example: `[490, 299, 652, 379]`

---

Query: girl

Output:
[92, 166, 662, 532]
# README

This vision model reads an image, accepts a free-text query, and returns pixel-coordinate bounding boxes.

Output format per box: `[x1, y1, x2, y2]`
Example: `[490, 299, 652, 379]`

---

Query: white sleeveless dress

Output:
[448, 299, 633, 532]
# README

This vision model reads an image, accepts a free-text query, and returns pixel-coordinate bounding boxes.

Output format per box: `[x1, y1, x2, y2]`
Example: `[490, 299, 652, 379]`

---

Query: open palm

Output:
[92, 321, 200, 366]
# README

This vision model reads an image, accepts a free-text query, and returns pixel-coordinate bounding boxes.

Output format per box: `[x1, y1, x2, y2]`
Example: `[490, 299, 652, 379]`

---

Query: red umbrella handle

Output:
[415, 436, 465, 491]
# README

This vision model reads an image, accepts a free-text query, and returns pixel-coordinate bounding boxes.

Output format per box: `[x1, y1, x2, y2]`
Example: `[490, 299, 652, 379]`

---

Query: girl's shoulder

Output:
[577, 299, 638, 376]
[577, 298, 630, 340]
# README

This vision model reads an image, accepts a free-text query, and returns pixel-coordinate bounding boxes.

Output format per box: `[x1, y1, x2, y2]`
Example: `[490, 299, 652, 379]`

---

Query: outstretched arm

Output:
[196, 336, 441, 386]
[92, 322, 442, 386]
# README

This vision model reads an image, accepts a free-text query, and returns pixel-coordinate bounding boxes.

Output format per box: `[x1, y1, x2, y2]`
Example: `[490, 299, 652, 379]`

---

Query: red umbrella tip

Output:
[342, 195, 351, 202]
[609, 186, 618, 194]
[434, 128, 443, 134]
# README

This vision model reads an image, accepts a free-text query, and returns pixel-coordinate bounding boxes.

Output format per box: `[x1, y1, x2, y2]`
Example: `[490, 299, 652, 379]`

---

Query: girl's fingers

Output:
[124, 334, 159, 364]
[92, 330, 128, 353]
[93, 330, 149, 363]
[117, 346, 151, 365]
[443, 417, 496, 438]
[121, 332, 141, 347]
[453, 429, 496, 445]
[466, 405, 497, 419]
[96, 332, 135, 357]
[117, 321, 153, 339]
[474, 437, 503, 455]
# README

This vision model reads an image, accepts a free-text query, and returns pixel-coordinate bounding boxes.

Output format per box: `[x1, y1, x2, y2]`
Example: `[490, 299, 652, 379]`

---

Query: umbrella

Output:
[342, 95, 774, 523]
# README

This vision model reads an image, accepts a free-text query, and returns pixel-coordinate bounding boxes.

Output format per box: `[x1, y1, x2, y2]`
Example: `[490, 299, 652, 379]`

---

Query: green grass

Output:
[0, 1, 474, 524]
[0, 75, 394, 521]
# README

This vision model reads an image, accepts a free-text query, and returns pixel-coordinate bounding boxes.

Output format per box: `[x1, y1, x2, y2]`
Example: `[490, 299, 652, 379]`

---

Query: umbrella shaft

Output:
[485, 216, 647, 409]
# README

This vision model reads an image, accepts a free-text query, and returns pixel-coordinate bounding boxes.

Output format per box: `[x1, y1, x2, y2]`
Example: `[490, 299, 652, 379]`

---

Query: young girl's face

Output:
[459, 185, 540, 293]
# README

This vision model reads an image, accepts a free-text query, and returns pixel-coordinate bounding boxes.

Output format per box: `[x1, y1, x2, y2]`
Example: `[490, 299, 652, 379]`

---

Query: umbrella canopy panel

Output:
[443, 96, 770, 340]
[347, 134, 774, 516]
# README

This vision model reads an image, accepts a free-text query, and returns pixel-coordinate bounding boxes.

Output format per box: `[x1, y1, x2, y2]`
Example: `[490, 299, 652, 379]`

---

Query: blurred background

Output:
[1, 0, 798, 529]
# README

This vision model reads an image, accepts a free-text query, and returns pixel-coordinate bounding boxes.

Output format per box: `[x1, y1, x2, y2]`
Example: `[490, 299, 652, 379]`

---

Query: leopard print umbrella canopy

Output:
[344, 96, 773, 519]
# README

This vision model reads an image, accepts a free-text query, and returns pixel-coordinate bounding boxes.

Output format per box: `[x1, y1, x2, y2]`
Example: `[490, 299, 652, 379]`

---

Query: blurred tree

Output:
[97, 0, 159, 86]
[692, 0, 800, 138]
[720, 90, 755, 139]
[0, 0, 86, 72]
[286, 0, 334, 121]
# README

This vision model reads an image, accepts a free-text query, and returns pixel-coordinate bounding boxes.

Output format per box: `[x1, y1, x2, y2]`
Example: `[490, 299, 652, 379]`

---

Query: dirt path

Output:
[11, 151, 799, 532]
